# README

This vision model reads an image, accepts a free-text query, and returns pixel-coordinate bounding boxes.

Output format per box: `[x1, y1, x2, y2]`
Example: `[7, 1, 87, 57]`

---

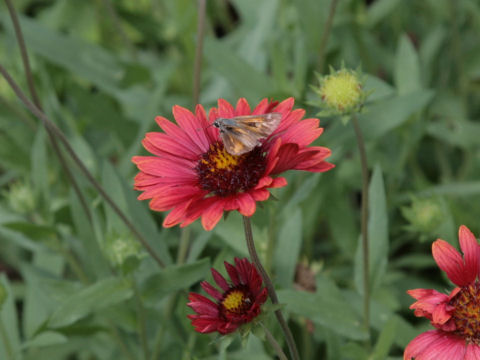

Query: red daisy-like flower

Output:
[405, 225, 480, 360]
[187, 257, 268, 334]
[132, 98, 334, 231]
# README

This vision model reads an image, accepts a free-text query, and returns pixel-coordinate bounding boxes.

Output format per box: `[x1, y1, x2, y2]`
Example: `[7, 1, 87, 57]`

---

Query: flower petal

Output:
[432, 239, 471, 287]
[211, 268, 229, 291]
[458, 225, 479, 282]
[404, 330, 466, 360]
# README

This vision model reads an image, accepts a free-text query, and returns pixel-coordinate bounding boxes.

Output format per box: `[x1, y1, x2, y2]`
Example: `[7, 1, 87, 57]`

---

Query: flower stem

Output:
[0, 63, 166, 269]
[242, 216, 299, 360]
[260, 322, 288, 360]
[351, 114, 370, 342]
[193, 0, 206, 106]
[317, 0, 339, 73]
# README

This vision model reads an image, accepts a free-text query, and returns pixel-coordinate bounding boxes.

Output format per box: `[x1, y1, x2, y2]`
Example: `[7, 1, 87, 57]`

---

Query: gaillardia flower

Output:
[405, 225, 480, 360]
[132, 98, 333, 230]
[187, 257, 268, 334]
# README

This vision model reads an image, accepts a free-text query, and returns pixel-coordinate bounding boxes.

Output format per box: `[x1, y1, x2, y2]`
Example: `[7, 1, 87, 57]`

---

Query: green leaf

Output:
[31, 127, 48, 201]
[0, 274, 22, 360]
[360, 90, 434, 140]
[1, 14, 123, 94]
[48, 277, 133, 328]
[203, 38, 274, 100]
[278, 286, 366, 340]
[274, 207, 302, 287]
[367, 0, 402, 27]
[22, 331, 67, 349]
[141, 258, 210, 302]
[371, 317, 398, 360]
[355, 165, 388, 294]
[394, 35, 422, 94]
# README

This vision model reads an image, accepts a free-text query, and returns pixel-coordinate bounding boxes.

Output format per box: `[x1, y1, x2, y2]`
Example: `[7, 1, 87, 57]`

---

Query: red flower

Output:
[405, 226, 480, 360]
[187, 257, 268, 334]
[132, 98, 333, 231]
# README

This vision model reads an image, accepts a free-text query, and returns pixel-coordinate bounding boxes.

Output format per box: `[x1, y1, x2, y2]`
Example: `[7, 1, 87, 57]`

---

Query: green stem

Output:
[193, 0, 207, 105]
[242, 216, 299, 360]
[0, 63, 166, 269]
[351, 114, 370, 343]
[260, 322, 288, 360]
[0, 318, 15, 360]
[317, 0, 339, 73]
[108, 320, 137, 360]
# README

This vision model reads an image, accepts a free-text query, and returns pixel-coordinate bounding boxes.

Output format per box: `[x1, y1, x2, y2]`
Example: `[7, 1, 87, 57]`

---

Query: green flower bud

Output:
[104, 232, 143, 273]
[6, 181, 35, 214]
[315, 67, 365, 116]
[402, 197, 446, 239]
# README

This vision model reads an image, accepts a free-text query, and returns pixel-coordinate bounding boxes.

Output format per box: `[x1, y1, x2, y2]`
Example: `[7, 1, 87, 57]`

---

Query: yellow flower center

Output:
[222, 289, 246, 313]
[451, 282, 480, 343]
[320, 70, 362, 111]
[201, 144, 240, 171]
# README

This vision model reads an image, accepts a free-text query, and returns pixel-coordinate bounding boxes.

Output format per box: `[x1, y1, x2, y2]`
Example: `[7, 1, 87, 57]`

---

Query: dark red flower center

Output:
[195, 141, 266, 197]
[220, 285, 254, 319]
[450, 282, 480, 343]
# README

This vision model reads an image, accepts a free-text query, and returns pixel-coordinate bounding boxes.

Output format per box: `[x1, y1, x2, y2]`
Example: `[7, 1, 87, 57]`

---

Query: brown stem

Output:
[0, 63, 166, 269]
[317, 0, 339, 73]
[352, 114, 370, 342]
[193, 0, 206, 105]
[260, 322, 288, 360]
[242, 216, 299, 360]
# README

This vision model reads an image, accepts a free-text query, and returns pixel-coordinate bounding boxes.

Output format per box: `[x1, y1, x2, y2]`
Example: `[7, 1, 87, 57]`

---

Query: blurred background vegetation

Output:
[0, 0, 480, 359]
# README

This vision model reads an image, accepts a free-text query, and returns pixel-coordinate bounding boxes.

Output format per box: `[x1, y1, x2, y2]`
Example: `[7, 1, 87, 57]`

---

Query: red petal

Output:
[201, 281, 223, 301]
[404, 330, 465, 360]
[217, 99, 235, 118]
[458, 225, 479, 281]
[235, 98, 251, 116]
[172, 105, 210, 152]
[201, 201, 225, 231]
[211, 268, 229, 291]
[236, 193, 256, 217]
[432, 239, 471, 287]
[224, 261, 240, 286]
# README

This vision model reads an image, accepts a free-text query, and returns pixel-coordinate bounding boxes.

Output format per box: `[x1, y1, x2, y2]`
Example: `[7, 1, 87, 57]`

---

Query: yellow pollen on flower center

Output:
[201, 144, 240, 171]
[222, 290, 246, 313]
[451, 283, 480, 342]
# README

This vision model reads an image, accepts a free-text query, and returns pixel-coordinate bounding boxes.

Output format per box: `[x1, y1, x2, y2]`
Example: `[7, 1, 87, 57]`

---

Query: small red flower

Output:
[187, 257, 268, 335]
[405, 226, 480, 360]
[132, 98, 334, 231]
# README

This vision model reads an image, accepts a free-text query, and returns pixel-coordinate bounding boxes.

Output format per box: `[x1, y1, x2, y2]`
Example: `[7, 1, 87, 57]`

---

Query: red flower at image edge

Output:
[187, 257, 268, 334]
[132, 98, 334, 231]
[405, 226, 480, 360]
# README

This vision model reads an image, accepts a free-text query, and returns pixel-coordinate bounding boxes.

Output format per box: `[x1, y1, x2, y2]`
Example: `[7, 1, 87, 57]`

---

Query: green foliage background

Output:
[0, 0, 480, 359]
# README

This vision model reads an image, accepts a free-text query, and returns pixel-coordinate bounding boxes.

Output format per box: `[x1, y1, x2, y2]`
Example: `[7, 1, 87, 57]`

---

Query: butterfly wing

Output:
[220, 128, 261, 155]
[218, 113, 282, 156]
[231, 113, 282, 140]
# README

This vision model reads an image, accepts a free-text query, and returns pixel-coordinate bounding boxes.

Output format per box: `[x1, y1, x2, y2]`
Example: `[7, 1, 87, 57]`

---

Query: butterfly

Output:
[212, 113, 282, 156]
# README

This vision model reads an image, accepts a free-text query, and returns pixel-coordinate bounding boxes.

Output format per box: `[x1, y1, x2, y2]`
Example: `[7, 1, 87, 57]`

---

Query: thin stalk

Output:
[193, 0, 206, 105]
[351, 114, 370, 342]
[317, 0, 339, 73]
[242, 216, 299, 360]
[260, 322, 288, 360]
[0, 319, 14, 360]
[0, 64, 166, 269]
